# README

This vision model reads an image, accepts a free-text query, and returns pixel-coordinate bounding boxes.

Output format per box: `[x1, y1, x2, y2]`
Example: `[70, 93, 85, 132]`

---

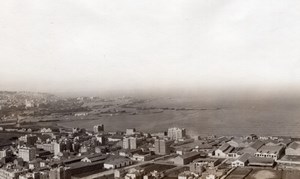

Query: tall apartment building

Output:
[168, 127, 186, 140]
[123, 137, 137, 149]
[155, 139, 171, 155]
[126, 128, 136, 136]
[18, 147, 36, 162]
[53, 142, 62, 156]
[93, 124, 104, 133]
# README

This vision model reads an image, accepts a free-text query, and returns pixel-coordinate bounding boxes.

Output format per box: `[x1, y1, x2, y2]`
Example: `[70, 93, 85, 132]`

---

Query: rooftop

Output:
[235, 153, 251, 163]
[178, 152, 203, 160]
[257, 145, 284, 154]
[288, 141, 300, 150]
[218, 143, 235, 154]
[248, 140, 264, 150]
[105, 157, 131, 165]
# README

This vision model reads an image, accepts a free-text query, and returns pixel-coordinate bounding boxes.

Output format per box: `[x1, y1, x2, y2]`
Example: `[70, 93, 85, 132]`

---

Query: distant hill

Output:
[0, 91, 59, 101]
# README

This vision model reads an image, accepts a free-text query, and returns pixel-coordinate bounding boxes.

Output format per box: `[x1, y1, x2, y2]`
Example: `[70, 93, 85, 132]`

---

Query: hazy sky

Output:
[1, 0, 300, 94]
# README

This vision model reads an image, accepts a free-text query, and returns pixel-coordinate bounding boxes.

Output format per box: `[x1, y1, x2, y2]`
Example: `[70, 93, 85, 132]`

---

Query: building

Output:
[286, 141, 300, 156]
[95, 135, 105, 144]
[254, 145, 284, 160]
[19, 135, 38, 146]
[191, 158, 222, 168]
[93, 125, 104, 133]
[178, 171, 200, 179]
[19, 172, 40, 179]
[49, 166, 71, 179]
[215, 143, 234, 158]
[53, 142, 63, 156]
[131, 152, 152, 162]
[126, 128, 136, 136]
[124, 168, 144, 179]
[154, 139, 171, 155]
[81, 154, 107, 163]
[248, 157, 274, 167]
[114, 169, 126, 178]
[174, 152, 202, 165]
[0, 148, 11, 159]
[231, 153, 251, 167]
[167, 127, 186, 140]
[123, 137, 137, 149]
[36, 143, 54, 153]
[190, 162, 205, 174]
[242, 140, 264, 155]
[18, 147, 36, 162]
[0, 167, 27, 179]
[104, 158, 133, 169]
[40, 128, 52, 133]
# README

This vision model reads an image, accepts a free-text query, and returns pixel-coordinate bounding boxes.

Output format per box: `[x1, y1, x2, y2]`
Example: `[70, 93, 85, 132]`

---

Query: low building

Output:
[214, 143, 234, 158]
[131, 152, 152, 162]
[104, 158, 133, 169]
[178, 171, 200, 179]
[40, 128, 52, 133]
[231, 153, 251, 167]
[254, 145, 284, 160]
[242, 140, 264, 155]
[114, 169, 126, 178]
[174, 152, 203, 165]
[191, 158, 222, 168]
[81, 154, 107, 163]
[124, 168, 144, 179]
[248, 157, 274, 167]
[277, 155, 300, 165]
[36, 143, 54, 153]
[286, 141, 300, 156]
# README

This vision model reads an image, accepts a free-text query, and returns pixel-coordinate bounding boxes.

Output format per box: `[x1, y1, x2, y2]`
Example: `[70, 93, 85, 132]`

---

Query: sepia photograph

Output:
[1, 0, 300, 178]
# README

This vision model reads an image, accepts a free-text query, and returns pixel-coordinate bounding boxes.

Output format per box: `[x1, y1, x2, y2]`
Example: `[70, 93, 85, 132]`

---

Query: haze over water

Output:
[59, 92, 300, 137]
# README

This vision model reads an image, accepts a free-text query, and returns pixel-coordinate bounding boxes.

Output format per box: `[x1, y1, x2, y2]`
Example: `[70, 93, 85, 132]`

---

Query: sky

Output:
[1, 0, 300, 95]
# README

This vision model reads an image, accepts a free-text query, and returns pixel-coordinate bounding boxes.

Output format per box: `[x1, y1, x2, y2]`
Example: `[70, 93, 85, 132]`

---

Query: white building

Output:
[40, 128, 52, 133]
[215, 143, 234, 158]
[126, 128, 136, 136]
[0, 148, 10, 159]
[53, 142, 62, 156]
[104, 158, 133, 169]
[254, 145, 284, 160]
[93, 125, 104, 133]
[18, 147, 36, 162]
[231, 153, 251, 167]
[168, 127, 186, 140]
[131, 153, 152, 162]
[123, 137, 137, 149]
